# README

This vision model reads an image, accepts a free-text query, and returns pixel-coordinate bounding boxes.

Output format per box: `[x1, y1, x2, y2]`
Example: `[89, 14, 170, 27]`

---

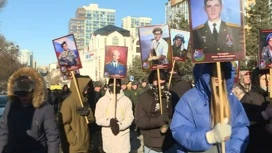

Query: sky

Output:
[0, 0, 167, 66]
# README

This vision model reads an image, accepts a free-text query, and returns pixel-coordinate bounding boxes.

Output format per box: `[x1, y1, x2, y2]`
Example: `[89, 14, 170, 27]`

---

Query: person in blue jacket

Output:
[170, 62, 250, 153]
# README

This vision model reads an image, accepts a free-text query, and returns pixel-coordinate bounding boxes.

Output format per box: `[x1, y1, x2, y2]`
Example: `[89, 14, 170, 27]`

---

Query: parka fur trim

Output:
[7, 67, 45, 108]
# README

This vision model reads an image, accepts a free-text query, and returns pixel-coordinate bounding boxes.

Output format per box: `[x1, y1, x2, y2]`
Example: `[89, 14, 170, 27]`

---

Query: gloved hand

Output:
[265, 108, 272, 118]
[265, 124, 272, 134]
[110, 118, 120, 135]
[76, 107, 90, 116]
[206, 118, 231, 144]
[147, 56, 159, 61]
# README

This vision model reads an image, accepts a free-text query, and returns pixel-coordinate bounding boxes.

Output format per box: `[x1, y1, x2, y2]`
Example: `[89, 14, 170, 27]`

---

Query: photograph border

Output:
[188, 0, 245, 63]
[138, 24, 173, 70]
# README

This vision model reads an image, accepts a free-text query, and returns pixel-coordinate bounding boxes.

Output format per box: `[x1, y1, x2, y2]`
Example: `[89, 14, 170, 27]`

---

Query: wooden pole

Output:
[113, 78, 117, 119]
[71, 71, 89, 124]
[216, 62, 225, 153]
[157, 69, 163, 114]
[269, 69, 272, 125]
[168, 60, 176, 89]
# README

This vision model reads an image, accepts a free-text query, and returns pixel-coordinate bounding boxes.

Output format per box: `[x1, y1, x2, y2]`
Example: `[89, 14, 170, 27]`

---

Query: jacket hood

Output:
[238, 70, 251, 89]
[69, 75, 92, 106]
[104, 89, 125, 101]
[7, 67, 45, 108]
[251, 67, 269, 86]
[193, 62, 235, 100]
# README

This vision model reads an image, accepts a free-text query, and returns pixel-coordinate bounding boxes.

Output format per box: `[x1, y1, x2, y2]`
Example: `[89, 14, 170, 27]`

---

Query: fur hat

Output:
[13, 76, 34, 93]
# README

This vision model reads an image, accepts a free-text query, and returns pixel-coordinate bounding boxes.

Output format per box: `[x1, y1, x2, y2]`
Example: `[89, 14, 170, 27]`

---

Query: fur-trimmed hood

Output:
[7, 67, 45, 108]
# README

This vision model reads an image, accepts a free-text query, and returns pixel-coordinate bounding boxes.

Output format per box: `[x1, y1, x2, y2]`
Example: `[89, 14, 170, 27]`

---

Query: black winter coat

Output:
[0, 98, 60, 153]
[240, 85, 272, 153]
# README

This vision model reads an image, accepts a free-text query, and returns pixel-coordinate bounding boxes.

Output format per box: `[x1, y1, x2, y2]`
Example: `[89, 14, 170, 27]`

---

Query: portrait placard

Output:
[189, 0, 245, 63]
[170, 29, 190, 62]
[52, 34, 82, 77]
[104, 46, 128, 78]
[138, 24, 172, 70]
[259, 29, 272, 69]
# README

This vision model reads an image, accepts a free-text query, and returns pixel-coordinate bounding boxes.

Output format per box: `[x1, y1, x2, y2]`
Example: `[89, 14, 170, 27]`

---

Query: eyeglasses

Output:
[154, 33, 161, 35]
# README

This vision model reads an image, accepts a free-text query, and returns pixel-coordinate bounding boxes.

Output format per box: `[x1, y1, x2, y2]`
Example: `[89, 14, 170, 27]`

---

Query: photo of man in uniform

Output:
[58, 41, 79, 66]
[172, 34, 188, 61]
[193, 0, 242, 54]
[147, 27, 169, 64]
[105, 49, 126, 76]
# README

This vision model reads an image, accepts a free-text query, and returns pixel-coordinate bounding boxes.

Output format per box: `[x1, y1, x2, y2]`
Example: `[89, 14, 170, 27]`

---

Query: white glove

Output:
[206, 118, 232, 144]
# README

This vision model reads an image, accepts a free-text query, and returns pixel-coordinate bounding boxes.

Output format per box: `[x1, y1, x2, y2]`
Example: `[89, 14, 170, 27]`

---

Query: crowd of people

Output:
[1, 62, 272, 153]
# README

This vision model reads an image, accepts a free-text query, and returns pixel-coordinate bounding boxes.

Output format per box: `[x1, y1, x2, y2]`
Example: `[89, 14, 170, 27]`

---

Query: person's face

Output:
[268, 38, 272, 47]
[153, 79, 166, 86]
[132, 84, 137, 90]
[121, 84, 127, 90]
[62, 43, 68, 51]
[243, 73, 250, 85]
[112, 52, 120, 62]
[174, 39, 182, 47]
[260, 73, 270, 89]
[17, 92, 33, 104]
[205, 0, 222, 22]
[154, 31, 162, 41]
[94, 86, 101, 92]
[141, 82, 147, 87]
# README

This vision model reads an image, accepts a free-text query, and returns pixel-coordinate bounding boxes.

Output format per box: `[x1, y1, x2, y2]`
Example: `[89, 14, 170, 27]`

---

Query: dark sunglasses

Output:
[14, 91, 30, 97]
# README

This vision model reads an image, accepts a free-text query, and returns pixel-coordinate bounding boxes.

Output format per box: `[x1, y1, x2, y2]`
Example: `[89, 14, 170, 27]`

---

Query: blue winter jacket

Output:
[170, 63, 250, 153]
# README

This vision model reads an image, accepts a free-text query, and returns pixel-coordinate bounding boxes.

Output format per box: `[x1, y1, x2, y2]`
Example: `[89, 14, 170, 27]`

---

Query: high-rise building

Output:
[69, 4, 116, 51]
[18, 49, 35, 68]
[121, 16, 152, 39]
[165, 0, 189, 24]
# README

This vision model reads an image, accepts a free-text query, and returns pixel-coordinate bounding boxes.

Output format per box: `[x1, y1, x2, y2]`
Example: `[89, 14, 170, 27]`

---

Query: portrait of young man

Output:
[138, 25, 172, 70]
[104, 46, 128, 78]
[53, 34, 82, 70]
[190, 0, 245, 63]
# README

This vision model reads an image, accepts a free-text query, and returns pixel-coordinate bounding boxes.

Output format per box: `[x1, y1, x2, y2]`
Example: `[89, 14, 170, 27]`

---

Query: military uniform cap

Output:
[94, 81, 102, 87]
[121, 79, 129, 85]
[173, 34, 185, 44]
[131, 81, 138, 85]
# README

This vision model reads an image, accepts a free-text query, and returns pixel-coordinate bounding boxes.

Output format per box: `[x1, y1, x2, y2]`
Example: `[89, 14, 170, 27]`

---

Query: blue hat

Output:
[173, 34, 185, 44]
[266, 33, 272, 43]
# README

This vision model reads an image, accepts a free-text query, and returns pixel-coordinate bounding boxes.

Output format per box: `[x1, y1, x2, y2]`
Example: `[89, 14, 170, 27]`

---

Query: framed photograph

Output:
[189, 0, 245, 63]
[259, 29, 272, 69]
[104, 46, 128, 78]
[231, 61, 239, 83]
[170, 29, 190, 62]
[52, 34, 82, 71]
[138, 24, 172, 70]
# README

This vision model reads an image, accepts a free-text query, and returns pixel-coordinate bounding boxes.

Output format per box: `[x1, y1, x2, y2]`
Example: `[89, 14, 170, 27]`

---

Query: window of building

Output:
[104, 38, 107, 46]
[112, 36, 119, 46]
[136, 47, 141, 53]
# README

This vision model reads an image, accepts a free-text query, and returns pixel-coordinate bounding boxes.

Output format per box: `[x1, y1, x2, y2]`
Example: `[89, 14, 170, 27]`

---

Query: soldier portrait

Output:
[104, 46, 128, 78]
[170, 29, 190, 61]
[53, 34, 82, 71]
[259, 30, 272, 69]
[138, 25, 172, 70]
[189, 0, 245, 63]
